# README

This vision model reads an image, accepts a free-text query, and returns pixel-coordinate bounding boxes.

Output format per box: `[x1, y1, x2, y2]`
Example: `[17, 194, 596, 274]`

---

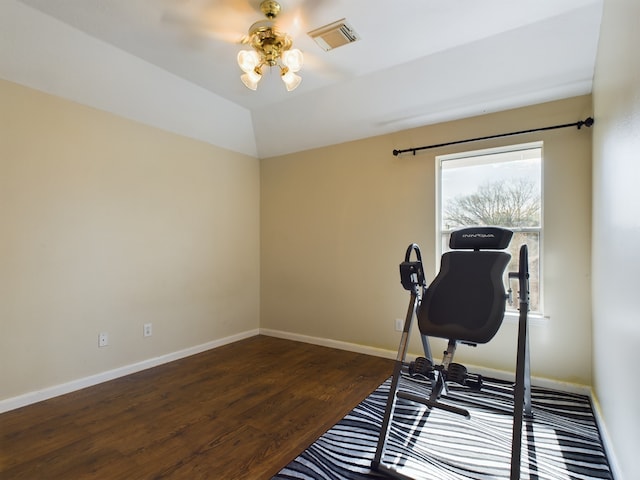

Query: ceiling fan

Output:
[236, 0, 303, 91]
[162, 0, 310, 46]
[162, 0, 355, 90]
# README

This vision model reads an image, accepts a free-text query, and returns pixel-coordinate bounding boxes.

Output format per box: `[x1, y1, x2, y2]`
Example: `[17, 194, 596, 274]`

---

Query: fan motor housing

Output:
[260, 0, 281, 19]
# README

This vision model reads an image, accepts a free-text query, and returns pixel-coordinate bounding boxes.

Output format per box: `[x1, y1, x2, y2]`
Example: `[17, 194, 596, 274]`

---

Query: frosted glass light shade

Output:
[241, 70, 262, 90]
[281, 70, 301, 91]
[281, 48, 303, 72]
[237, 50, 261, 73]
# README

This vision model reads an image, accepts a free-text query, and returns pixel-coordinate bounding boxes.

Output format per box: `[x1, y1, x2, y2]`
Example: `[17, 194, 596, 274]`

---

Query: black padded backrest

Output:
[417, 228, 512, 344]
[449, 227, 513, 250]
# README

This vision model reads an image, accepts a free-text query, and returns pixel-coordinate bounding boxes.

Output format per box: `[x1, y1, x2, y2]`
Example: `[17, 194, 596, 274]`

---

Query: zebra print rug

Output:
[272, 375, 612, 479]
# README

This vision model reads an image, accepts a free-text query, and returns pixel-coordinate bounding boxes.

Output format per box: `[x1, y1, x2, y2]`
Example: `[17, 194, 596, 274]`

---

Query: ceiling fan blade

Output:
[161, 0, 256, 46]
[276, 0, 338, 39]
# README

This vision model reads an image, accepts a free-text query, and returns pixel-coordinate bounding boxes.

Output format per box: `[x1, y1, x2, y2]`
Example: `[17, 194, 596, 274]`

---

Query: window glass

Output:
[438, 143, 542, 313]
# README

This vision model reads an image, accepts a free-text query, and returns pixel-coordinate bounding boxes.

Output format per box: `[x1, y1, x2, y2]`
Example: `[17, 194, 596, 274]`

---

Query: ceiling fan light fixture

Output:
[237, 1, 302, 92]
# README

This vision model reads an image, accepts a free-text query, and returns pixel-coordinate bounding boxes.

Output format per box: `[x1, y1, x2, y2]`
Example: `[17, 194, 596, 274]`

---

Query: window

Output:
[437, 142, 542, 313]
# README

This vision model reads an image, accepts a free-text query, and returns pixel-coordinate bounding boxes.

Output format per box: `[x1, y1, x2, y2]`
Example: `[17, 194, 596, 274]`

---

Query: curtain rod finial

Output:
[578, 117, 595, 129]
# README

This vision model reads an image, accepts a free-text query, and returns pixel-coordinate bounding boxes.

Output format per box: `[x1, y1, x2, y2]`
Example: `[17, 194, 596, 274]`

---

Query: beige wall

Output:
[1, 80, 593, 404]
[592, 0, 640, 478]
[0, 79, 260, 400]
[261, 95, 593, 385]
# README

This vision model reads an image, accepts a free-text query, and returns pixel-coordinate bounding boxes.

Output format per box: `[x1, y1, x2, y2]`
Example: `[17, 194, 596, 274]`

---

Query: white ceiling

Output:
[1, 0, 603, 158]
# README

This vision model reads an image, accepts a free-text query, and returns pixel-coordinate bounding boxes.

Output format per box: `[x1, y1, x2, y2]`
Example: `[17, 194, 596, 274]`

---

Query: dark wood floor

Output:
[0, 335, 394, 479]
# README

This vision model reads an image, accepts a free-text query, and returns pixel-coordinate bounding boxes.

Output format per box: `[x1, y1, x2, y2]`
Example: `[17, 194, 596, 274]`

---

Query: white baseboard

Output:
[259, 328, 399, 360]
[590, 393, 623, 480]
[259, 328, 592, 395]
[1, 328, 592, 414]
[0, 329, 259, 414]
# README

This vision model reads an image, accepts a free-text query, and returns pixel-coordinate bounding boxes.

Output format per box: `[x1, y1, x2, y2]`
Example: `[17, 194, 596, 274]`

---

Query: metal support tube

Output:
[510, 244, 532, 480]
[397, 391, 470, 419]
[372, 291, 419, 469]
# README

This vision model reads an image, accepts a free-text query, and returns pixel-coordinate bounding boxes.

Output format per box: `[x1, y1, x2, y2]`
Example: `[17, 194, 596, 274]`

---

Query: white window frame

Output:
[435, 141, 545, 317]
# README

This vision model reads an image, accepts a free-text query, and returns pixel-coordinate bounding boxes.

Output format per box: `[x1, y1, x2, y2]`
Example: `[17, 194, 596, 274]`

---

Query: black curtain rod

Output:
[392, 117, 594, 156]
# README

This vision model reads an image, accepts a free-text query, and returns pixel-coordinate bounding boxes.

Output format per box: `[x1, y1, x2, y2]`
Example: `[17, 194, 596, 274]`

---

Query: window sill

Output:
[504, 310, 549, 326]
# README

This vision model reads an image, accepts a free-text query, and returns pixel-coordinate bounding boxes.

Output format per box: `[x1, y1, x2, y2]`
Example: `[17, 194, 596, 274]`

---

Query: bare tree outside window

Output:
[438, 144, 542, 313]
[444, 178, 540, 229]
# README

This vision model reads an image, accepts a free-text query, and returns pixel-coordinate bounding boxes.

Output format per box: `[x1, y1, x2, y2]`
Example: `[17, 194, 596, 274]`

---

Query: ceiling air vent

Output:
[308, 19, 360, 51]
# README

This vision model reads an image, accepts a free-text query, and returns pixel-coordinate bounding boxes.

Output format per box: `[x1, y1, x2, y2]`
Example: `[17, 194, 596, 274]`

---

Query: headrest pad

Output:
[449, 227, 513, 250]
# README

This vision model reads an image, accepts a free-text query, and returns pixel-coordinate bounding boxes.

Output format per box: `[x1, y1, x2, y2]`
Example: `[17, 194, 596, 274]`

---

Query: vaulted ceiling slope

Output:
[1, 0, 602, 158]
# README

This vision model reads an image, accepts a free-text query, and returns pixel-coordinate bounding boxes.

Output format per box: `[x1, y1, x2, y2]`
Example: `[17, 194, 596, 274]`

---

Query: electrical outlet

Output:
[143, 323, 152, 337]
[98, 332, 109, 347]
[395, 319, 404, 332]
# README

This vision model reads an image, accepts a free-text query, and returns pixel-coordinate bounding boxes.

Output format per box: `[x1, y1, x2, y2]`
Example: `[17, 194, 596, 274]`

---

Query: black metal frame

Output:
[372, 243, 532, 480]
